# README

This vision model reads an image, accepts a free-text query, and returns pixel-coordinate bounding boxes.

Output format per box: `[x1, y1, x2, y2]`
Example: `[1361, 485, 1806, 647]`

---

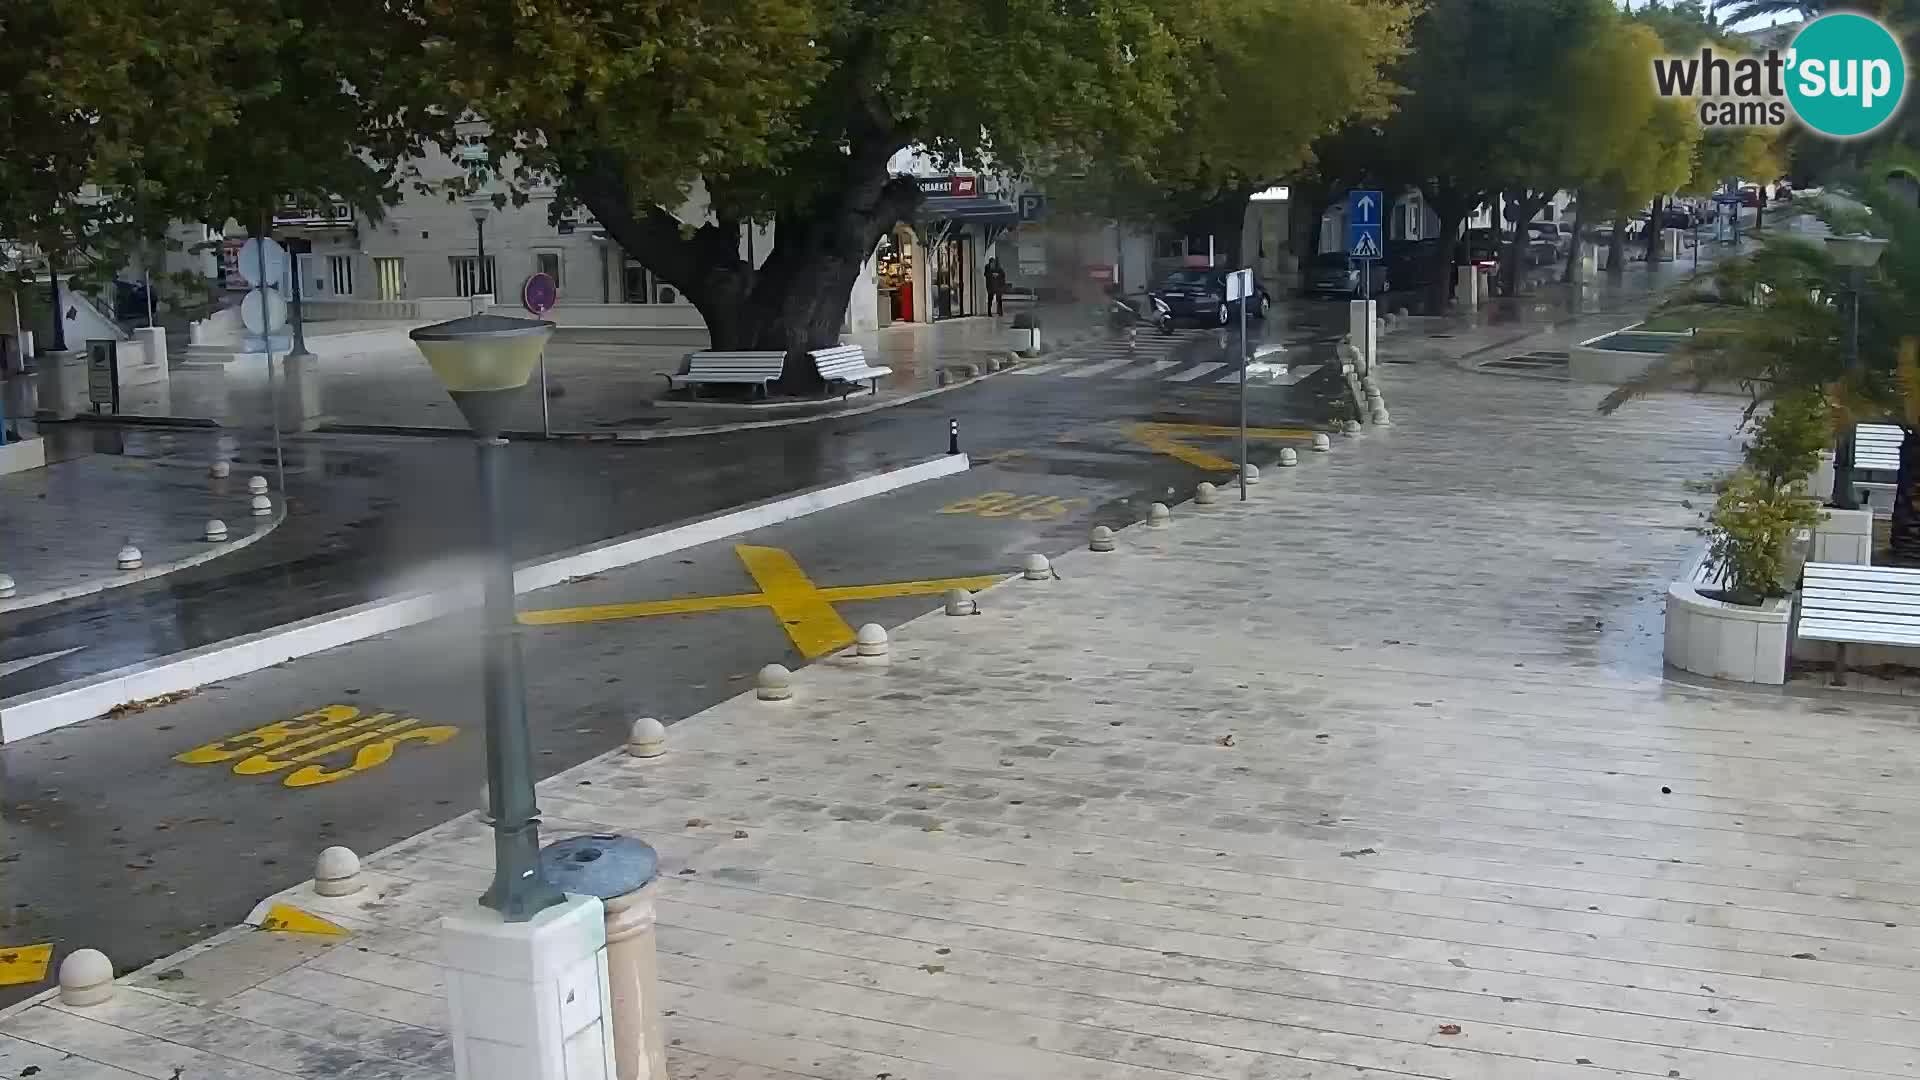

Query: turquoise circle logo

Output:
[1787, 13, 1907, 138]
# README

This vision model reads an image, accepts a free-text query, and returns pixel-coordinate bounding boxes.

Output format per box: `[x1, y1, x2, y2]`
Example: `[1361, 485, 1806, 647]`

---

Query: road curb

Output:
[0, 453, 971, 744]
[0, 509, 285, 616]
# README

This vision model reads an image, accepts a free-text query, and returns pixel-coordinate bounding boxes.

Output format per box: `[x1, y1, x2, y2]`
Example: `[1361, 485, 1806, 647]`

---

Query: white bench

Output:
[810, 345, 893, 397]
[1852, 423, 1903, 512]
[1797, 561, 1920, 681]
[663, 351, 785, 397]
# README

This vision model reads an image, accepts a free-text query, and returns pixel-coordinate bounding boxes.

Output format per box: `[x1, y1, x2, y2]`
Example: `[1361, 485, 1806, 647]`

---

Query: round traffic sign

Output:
[237, 237, 288, 289]
[523, 272, 558, 315]
[241, 287, 289, 335]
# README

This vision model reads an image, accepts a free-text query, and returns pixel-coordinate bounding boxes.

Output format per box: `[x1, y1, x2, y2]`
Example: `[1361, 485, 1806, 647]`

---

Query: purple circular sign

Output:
[522, 272, 558, 314]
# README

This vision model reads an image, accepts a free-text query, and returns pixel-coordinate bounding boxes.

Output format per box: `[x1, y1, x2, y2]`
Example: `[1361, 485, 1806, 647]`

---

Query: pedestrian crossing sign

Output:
[1350, 230, 1382, 259]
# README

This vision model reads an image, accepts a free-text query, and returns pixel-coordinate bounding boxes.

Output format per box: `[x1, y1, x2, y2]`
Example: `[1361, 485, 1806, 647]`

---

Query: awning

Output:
[918, 196, 1021, 224]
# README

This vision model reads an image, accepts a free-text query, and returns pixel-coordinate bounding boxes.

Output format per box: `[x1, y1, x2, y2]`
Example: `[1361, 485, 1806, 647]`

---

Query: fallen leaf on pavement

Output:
[1437, 1024, 1462, 1036]
[684, 818, 709, 828]
[1339, 847, 1377, 858]
[1217, 734, 1236, 747]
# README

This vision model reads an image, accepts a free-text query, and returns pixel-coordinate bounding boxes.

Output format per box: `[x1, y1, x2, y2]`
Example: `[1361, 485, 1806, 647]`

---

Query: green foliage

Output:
[1746, 391, 1831, 486]
[1701, 469, 1825, 604]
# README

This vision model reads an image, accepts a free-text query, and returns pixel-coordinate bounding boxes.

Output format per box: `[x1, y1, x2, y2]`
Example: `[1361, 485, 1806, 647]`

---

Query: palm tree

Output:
[1601, 159, 1920, 561]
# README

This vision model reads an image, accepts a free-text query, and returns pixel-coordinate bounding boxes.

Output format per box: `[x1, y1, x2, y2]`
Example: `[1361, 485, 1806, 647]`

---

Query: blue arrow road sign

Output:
[1347, 189, 1384, 260]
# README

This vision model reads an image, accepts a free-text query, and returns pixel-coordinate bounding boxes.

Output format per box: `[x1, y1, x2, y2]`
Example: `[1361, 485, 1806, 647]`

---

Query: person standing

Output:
[984, 256, 1008, 316]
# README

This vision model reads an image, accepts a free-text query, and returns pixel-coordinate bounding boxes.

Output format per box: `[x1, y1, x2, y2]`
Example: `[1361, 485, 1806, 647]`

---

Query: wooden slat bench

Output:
[1797, 561, 1920, 681]
[663, 351, 785, 397]
[810, 345, 893, 398]
[1853, 423, 1903, 511]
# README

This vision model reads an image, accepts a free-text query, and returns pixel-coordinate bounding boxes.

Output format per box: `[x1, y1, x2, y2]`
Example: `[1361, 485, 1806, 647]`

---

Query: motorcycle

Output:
[1107, 294, 1174, 335]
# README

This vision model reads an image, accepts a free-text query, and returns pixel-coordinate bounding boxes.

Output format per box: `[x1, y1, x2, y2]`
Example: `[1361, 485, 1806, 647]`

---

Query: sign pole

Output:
[1238, 279, 1248, 502]
[256, 215, 287, 496]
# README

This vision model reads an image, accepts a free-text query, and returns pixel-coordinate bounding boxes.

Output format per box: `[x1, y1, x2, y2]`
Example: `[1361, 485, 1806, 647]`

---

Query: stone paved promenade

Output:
[13, 346, 1920, 1080]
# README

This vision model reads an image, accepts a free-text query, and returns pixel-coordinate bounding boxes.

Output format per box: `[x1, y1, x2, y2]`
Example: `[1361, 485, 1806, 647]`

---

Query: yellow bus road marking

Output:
[1126, 422, 1318, 471]
[0, 943, 52, 987]
[175, 705, 458, 789]
[521, 545, 1005, 658]
[251, 903, 347, 937]
[938, 491, 1089, 520]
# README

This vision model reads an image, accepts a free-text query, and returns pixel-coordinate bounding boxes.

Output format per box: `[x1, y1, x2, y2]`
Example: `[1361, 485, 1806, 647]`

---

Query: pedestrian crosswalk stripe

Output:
[1271, 363, 1324, 386]
[1061, 358, 1139, 378]
[1009, 361, 1070, 375]
[1119, 361, 1183, 379]
[1166, 362, 1227, 382]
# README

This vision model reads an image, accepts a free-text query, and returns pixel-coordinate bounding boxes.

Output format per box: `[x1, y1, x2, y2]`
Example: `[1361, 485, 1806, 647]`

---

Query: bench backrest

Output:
[810, 345, 872, 379]
[1856, 423, 1903, 470]
[686, 351, 785, 378]
[1799, 561, 1920, 644]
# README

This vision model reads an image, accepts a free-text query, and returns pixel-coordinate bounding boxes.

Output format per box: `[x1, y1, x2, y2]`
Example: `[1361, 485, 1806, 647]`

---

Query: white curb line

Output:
[0, 453, 970, 743]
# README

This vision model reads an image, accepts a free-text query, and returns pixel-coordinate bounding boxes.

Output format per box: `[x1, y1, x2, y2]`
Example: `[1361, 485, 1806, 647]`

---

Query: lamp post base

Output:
[442, 895, 615, 1080]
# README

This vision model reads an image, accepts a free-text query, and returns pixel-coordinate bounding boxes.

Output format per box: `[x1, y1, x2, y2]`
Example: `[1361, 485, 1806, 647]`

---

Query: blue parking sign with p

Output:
[1347, 189, 1384, 260]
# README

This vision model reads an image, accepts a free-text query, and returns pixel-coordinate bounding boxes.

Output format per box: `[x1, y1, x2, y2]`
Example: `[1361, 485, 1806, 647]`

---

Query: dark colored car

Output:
[1457, 228, 1501, 266]
[1147, 268, 1271, 325]
[1739, 186, 1762, 208]
[1386, 238, 1442, 290]
[1305, 252, 1390, 298]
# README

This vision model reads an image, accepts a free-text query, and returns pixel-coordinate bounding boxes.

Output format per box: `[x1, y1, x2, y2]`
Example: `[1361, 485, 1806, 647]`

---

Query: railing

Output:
[300, 299, 420, 322]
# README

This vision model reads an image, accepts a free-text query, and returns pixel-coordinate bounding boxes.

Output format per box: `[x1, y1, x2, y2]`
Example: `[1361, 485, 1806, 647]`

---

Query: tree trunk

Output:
[1891, 427, 1920, 564]
[1180, 187, 1255, 270]
[1562, 195, 1585, 284]
[1607, 219, 1627, 278]
[47, 254, 65, 352]
[1645, 194, 1665, 264]
[575, 145, 917, 396]
[1424, 203, 1466, 314]
[1498, 191, 1550, 296]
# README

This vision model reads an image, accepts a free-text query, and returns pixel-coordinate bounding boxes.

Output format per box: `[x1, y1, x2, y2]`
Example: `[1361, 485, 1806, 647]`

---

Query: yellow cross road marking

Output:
[252, 903, 348, 937]
[520, 545, 1005, 658]
[0, 943, 52, 987]
[1126, 422, 1318, 471]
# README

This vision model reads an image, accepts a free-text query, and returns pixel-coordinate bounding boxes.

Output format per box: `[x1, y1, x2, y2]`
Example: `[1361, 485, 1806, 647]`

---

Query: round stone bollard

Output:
[1342, 419, 1362, 434]
[1023, 553, 1053, 580]
[756, 663, 793, 701]
[1194, 482, 1219, 506]
[541, 835, 668, 1080]
[58, 949, 115, 1007]
[247, 475, 269, 496]
[1147, 502, 1171, 528]
[117, 544, 143, 571]
[209, 459, 231, 479]
[1312, 432, 1332, 452]
[204, 519, 230, 543]
[314, 846, 363, 897]
[1373, 410, 1392, 427]
[251, 493, 273, 517]
[627, 717, 668, 758]
[0, 573, 15, 599]
[1278, 448, 1299, 467]
[1241, 464, 1260, 485]
[1089, 526, 1116, 552]
[855, 623, 890, 660]
[943, 588, 976, 616]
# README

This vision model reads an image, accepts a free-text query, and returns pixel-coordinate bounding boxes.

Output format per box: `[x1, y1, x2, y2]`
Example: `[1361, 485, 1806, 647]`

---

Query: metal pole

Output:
[476, 434, 566, 921]
[1834, 266, 1864, 510]
[476, 217, 488, 298]
[1238, 276, 1248, 502]
[537, 349, 551, 438]
[288, 247, 312, 358]
[947, 418, 959, 455]
[257, 219, 287, 495]
[48, 255, 65, 353]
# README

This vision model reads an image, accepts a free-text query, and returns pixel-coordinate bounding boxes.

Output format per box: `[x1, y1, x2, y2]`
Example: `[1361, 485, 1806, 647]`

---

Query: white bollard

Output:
[756, 663, 793, 701]
[627, 717, 668, 758]
[1241, 464, 1260, 485]
[0, 572, 14, 599]
[251, 493, 273, 517]
[1312, 432, 1332, 452]
[1194, 482, 1219, 506]
[1089, 526, 1116, 552]
[1023, 554, 1053, 580]
[117, 544, 143, 571]
[204, 519, 229, 543]
[1342, 419, 1362, 434]
[1147, 502, 1171, 528]
[209, 459, 231, 479]
[58, 949, 114, 1007]
[313, 846, 363, 897]
[1279, 448, 1299, 467]
[1372, 408, 1392, 426]
[943, 588, 976, 616]
[247, 475, 268, 495]
[854, 623, 890, 659]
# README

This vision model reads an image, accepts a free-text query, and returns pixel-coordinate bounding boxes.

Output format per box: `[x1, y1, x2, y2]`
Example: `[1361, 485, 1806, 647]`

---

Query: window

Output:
[451, 256, 495, 298]
[375, 257, 404, 301]
[536, 251, 563, 291]
[328, 255, 355, 297]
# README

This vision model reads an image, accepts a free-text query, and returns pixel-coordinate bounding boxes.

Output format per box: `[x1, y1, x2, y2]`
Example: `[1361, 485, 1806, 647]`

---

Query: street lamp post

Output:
[408, 313, 563, 921]
[1824, 233, 1889, 511]
[469, 202, 491, 300]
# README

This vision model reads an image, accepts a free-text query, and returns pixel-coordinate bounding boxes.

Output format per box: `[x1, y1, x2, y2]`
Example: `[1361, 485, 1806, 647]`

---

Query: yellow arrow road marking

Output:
[1126, 422, 1318, 471]
[520, 546, 1004, 658]
[0, 943, 52, 987]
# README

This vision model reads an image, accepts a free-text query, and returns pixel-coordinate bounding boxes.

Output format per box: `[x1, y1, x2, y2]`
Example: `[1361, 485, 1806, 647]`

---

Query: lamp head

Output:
[408, 314, 554, 437]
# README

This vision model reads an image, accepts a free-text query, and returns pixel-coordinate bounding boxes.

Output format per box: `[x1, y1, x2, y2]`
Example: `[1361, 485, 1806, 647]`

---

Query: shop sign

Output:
[917, 175, 980, 198]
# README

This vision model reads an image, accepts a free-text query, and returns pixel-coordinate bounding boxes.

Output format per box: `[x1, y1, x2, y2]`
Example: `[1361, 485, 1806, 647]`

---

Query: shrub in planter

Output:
[1701, 469, 1825, 605]
[1745, 390, 1829, 487]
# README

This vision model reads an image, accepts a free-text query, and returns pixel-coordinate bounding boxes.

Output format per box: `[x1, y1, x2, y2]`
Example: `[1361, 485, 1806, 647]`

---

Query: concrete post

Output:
[539, 835, 667, 1080]
[1346, 300, 1376, 376]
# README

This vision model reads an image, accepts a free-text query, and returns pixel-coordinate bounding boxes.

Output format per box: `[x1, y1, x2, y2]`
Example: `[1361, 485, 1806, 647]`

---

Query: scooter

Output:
[1108, 294, 1174, 335]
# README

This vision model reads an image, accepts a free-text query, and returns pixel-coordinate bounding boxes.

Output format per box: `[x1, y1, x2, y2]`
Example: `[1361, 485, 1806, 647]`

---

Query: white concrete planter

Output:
[1664, 550, 1790, 684]
[0, 435, 45, 476]
[1810, 506, 1871, 566]
[1008, 326, 1041, 356]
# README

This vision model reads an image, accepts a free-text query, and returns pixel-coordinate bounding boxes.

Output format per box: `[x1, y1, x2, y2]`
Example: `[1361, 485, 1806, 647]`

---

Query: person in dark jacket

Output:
[984, 257, 1008, 316]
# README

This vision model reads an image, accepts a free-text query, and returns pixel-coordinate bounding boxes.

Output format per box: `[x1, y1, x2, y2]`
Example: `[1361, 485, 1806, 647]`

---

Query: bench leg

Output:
[1832, 642, 1849, 687]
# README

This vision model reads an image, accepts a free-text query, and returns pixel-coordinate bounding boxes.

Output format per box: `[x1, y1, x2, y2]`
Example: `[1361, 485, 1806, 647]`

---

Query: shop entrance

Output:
[933, 232, 975, 320]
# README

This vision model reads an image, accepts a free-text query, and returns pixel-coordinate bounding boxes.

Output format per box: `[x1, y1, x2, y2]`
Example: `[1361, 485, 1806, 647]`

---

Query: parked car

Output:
[1457, 227, 1501, 266]
[1146, 268, 1271, 325]
[1739, 186, 1762, 208]
[1386, 238, 1443, 291]
[1527, 222, 1572, 254]
[1304, 252, 1390, 298]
